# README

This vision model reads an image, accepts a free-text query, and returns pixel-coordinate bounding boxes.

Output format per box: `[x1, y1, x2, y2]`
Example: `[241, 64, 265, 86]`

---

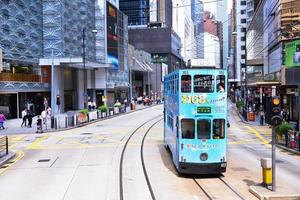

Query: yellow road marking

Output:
[27, 134, 49, 150]
[0, 150, 24, 176]
[245, 126, 271, 147]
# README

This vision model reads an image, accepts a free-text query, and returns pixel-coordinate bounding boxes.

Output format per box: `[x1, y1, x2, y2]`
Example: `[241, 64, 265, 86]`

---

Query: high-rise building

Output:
[119, 0, 172, 28]
[191, 0, 204, 58]
[173, 0, 196, 61]
[0, 0, 129, 117]
[216, 0, 228, 69]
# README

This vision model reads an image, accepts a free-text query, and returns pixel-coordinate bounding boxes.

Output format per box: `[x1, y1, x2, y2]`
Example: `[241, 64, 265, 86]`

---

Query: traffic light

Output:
[56, 95, 61, 106]
[270, 96, 282, 126]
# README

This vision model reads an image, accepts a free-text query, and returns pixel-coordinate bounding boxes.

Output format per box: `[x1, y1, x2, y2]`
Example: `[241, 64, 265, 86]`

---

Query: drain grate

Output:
[231, 167, 249, 172]
[81, 133, 93, 135]
[38, 159, 50, 163]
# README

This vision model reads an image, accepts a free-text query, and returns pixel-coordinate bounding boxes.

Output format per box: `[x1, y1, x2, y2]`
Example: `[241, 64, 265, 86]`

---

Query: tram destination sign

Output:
[197, 107, 211, 114]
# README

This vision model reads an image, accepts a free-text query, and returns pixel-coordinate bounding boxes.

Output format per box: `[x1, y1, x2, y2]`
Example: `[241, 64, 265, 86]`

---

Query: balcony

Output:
[0, 72, 41, 82]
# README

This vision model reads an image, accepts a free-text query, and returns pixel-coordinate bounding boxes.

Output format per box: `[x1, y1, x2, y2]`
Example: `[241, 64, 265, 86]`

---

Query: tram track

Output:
[119, 116, 163, 200]
[193, 176, 246, 200]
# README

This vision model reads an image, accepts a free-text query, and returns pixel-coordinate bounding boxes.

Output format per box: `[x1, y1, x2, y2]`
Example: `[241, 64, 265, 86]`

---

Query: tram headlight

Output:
[200, 153, 208, 161]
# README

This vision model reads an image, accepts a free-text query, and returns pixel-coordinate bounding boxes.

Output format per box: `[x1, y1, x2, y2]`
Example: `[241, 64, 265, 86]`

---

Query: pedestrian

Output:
[41, 110, 47, 125]
[21, 108, 28, 127]
[259, 109, 264, 126]
[0, 112, 7, 130]
[43, 97, 48, 110]
[36, 116, 43, 133]
[92, 101, 96, 110]
[47, 106, 52, 118]
[123, 98, 128, 108]
[27, 111, 33, 128]
[88, 100, 92, 111]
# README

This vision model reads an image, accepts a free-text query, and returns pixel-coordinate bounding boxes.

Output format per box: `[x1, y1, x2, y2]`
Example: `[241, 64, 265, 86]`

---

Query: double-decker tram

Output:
[163, 67, 227, 174]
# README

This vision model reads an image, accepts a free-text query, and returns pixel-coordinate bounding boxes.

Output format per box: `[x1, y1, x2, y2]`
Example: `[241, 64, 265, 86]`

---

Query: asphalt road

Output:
[0, 104, 299, 200]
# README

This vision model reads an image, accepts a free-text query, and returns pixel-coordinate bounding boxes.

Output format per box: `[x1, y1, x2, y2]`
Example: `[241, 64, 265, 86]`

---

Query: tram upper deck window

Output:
[213, 119, 225, 139]
[194, 75, 214, 93]
[197, 119, 211, 139]
[181, 75, 191, 93]
[217, 75, 225, 93]
[181, 119, 195, 139]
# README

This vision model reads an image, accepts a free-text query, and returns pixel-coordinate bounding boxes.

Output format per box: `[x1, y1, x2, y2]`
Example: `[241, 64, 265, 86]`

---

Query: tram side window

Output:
[181, 75, 191, 93]
[194, 75, 214, 93]
[217, 75, 225, 93]
[181, 119, 195, 139]
[197, 119, 211, 139]
[213, 119, 225, 139]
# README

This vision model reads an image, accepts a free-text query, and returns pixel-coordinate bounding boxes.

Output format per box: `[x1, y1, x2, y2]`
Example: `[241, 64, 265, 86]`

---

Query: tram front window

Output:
[197, 119, 211, 139]
[181, 75, 191, 93]
[181, 119, 195, 139]
[213, 119, 225, 139]
[194, 75, 214, 93]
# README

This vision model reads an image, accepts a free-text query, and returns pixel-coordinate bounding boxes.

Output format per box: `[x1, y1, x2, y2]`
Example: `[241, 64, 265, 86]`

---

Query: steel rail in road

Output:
[193, 177, 246, 200]
[119, 115, 162, 200]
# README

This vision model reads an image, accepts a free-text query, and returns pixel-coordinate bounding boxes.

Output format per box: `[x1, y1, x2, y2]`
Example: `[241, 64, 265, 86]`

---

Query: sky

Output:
[203, 0, 232, 15]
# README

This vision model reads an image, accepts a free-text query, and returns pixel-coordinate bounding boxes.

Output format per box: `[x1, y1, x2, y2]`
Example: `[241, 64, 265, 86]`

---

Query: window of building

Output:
[213, 119, 225, 139]
[181, 119, 195, 139]
[241, 54, 246, 59]
[216, 75, 225, 93]
[241, 45, 246, 50]
[241, 19, 246, 23]
[241, 36, 246, 41]
[194, 75, 214, 93]
[241, 1, 246, 5]
[197, 119, 211, 139]
[241, 28, 246, 33]
[181, 75, 191, 93]
[241, 10, 246, 14]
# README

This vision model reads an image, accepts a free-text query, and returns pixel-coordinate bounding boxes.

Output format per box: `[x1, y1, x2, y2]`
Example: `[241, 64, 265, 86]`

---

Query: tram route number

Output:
[197, 107, 211, 114]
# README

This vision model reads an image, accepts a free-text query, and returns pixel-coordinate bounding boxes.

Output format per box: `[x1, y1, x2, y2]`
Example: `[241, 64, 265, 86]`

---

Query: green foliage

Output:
[276, 122, 293, 136]
[79, 109, 89, 116]
[99, 105, 107, 112]
[236, 100, 244, 109]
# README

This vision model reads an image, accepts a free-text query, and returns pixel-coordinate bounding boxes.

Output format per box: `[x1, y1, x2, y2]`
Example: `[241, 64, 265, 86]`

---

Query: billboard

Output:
[285, 39, 300, 68]
[107, 1, 118, 69]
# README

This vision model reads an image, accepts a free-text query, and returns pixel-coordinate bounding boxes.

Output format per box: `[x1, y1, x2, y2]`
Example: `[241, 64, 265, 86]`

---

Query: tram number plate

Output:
[197, 107, 211, 113]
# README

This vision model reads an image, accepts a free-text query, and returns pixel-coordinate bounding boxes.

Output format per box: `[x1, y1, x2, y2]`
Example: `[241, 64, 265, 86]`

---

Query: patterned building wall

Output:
[43, 0, 95, 60]
[0, 0, 43, 63]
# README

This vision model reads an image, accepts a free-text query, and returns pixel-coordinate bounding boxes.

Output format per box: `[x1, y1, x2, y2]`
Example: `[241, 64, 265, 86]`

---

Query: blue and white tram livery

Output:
[164, 68, 228, 174]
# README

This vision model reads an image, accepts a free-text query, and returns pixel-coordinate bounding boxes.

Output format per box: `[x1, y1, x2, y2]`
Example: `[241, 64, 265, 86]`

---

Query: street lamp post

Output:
[82, 28, 97, 109]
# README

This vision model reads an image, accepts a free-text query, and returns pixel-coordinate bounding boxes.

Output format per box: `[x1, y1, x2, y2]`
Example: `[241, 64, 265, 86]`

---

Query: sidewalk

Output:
[0, 103, 155, 136]
[230, 100, 300, 155]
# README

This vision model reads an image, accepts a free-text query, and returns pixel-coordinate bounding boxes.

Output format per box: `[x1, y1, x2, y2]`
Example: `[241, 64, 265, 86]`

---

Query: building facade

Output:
[191, 0, 204, 59]
[0, 0, 129, 117]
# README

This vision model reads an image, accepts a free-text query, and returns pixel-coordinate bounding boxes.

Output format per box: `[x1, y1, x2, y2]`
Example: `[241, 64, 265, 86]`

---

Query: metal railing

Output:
[0, 136, 8, 158]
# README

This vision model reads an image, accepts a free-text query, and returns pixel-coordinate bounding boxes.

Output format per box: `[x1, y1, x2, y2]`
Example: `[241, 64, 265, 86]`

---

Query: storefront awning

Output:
[39, 57, 113, 69]
[247, 81, 281, 87]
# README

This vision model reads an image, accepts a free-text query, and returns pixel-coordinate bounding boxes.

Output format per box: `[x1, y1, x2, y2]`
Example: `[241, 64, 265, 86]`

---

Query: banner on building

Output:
[161, 63, 168, 82]
[285, 39, 300, 68]
[107, 1, 118, 69]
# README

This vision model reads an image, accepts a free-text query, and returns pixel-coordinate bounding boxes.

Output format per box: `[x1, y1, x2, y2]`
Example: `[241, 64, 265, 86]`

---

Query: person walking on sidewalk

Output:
[27, 111, 34, 128]
[0, 112, 7, 130]
[259, 109, 265, 126]
[21, 108, 28, 127]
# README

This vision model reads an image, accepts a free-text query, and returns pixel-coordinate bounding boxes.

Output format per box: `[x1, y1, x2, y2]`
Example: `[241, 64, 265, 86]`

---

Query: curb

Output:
[276, 144, 300, 156]
[250, 185, 300, 200]
[0, 151, 16, 167]
[42, 104, 161, 134]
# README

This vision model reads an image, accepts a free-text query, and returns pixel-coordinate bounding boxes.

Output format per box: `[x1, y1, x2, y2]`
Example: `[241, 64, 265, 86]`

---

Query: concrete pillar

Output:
[53, 66, 64, 114]
[77, 69, 84, 110]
